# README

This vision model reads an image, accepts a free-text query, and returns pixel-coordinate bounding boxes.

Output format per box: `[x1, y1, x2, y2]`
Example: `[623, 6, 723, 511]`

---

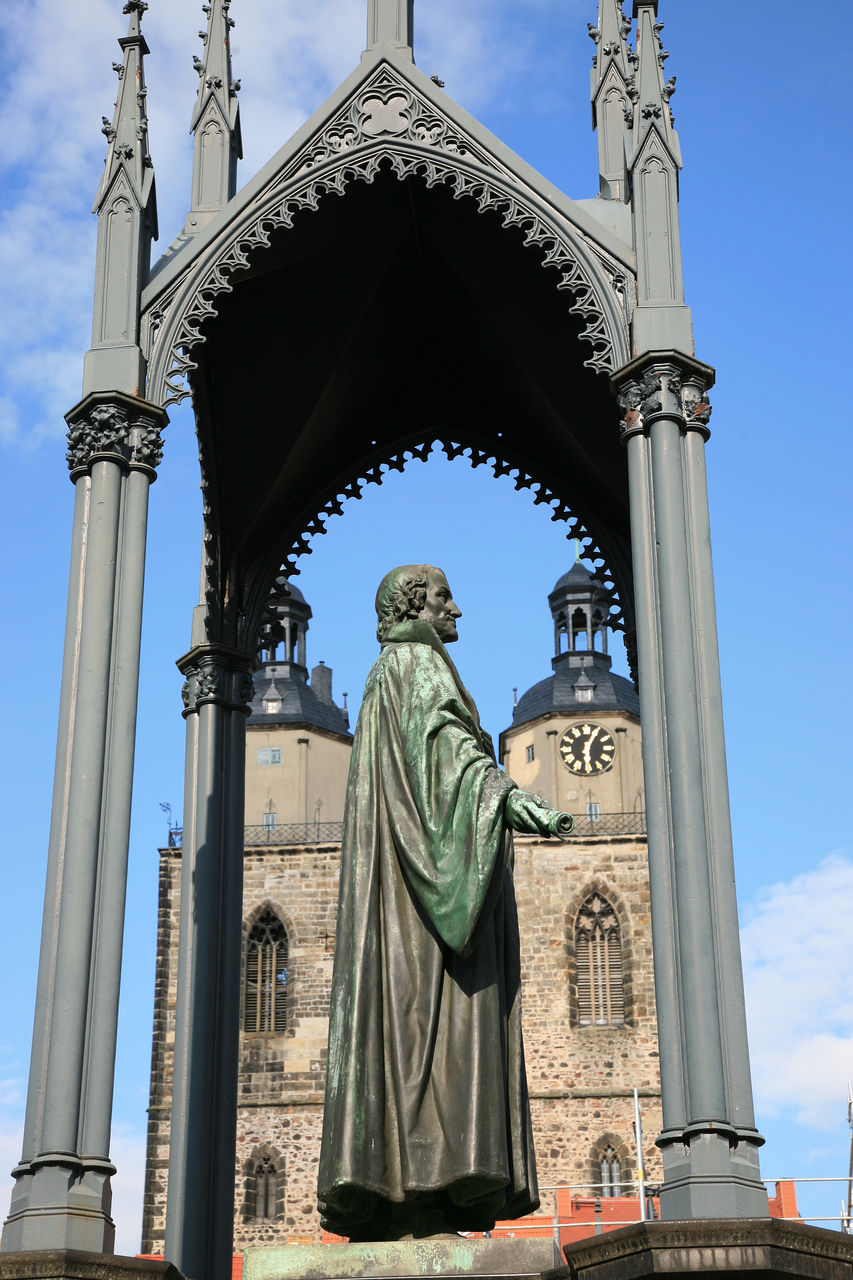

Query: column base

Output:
[2, 1161, 115, 1255]
[0, 1252, 183, 1280]
[546, 1219, 853, 1280]
[658, 1127, 769, 1219]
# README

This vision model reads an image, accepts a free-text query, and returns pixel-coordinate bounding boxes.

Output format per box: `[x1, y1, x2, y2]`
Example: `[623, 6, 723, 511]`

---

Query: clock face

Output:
[559, 723, 616, 775]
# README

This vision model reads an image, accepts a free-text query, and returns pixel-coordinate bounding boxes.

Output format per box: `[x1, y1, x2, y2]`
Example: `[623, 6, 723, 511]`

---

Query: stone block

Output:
[545, 1220, 853, 1280]
[243, 1237, 561, 1280]
[0, 1253, 183, 1280]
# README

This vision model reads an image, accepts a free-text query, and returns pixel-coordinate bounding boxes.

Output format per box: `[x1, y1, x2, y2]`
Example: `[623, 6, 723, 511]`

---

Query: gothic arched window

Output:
[575, 892, 625, 1026]
[253, 1154, 279, 1219]
[244, 908, 289, 1033]
[242, 1147, 284, 1222]
[599, 1144, 623, 1197]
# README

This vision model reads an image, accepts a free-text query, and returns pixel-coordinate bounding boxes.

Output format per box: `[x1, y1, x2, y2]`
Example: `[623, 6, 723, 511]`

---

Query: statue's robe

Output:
[317, 620, 538, 1237]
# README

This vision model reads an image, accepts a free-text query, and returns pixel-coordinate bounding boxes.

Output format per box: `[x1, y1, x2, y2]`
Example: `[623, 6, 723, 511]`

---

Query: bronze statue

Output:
[317, 565, 573, 1241]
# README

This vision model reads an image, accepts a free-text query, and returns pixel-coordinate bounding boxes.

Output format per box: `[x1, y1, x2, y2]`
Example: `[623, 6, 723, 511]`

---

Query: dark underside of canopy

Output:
[187, 167, 633, 638]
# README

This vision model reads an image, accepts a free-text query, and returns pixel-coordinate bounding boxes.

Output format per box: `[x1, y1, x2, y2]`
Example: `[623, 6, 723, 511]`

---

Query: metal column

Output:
[2, 395, 166, 1253]
[614, 353, 767, 1219]
[164, 639, 255, 1280]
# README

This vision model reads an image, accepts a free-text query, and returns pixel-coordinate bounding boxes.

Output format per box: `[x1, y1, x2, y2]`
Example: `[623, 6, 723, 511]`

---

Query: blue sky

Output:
[1, 0, 852, 1253]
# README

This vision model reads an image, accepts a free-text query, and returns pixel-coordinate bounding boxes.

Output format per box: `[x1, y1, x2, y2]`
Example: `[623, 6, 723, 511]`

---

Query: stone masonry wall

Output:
[141, 832, 661, 1252]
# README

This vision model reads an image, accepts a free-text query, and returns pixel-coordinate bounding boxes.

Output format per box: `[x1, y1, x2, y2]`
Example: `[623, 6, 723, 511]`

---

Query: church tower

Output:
[246, 583, 351, 835]
[499, 565, 661, 1223]
[500, 561, 644, 826]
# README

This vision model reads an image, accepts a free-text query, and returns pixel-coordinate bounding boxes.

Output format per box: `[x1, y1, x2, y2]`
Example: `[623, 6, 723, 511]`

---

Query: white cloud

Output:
[741, 853, 853, 1130]
[0, 0, 588, 452]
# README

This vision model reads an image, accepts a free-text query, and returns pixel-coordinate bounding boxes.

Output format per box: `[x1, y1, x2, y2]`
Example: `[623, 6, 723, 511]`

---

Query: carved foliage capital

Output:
[612, 356, 713, 439]
[66, 394, 167, 476]
[179, 646, 255, 715]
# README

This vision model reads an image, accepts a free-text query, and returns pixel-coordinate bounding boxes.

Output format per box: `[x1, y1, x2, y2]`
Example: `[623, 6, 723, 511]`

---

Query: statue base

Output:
[243, 1237, 562, 1280]
[0, 1252, 182, 1280]
[546, 1219, 853, 1280]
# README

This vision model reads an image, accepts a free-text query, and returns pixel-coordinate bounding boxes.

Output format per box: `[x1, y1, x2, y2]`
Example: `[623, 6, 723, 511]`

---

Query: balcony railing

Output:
[571, 812, 646, 837]
[167, 821, 344, 848]
[166, 812, 646, 849]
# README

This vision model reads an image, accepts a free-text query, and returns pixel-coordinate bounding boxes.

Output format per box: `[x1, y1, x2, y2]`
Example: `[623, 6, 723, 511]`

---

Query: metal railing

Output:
[166, 813, 645, 849]
[570, 812, 646, 837]
[167, 821, 344, 848]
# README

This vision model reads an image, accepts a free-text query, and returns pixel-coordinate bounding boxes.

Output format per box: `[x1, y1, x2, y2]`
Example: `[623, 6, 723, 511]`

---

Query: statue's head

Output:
[375, 565, 461, 644]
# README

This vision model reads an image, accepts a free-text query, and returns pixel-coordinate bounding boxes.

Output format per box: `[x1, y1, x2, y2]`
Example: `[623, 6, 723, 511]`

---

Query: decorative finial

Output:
[626, 3, 690, 346]
[590, 0, 634, 200]
[83, 0, 157, 395]
[632, 2, 679, 144]
[96, 0, 156, 203]
[185, 0, 242, 233]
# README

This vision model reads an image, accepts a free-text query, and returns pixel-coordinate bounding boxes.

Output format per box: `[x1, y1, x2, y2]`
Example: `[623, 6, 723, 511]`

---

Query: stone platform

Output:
[546, 1220, 853, 1280]
[0, 1253, 182, 1280]
[243, 1237, 562, 1280]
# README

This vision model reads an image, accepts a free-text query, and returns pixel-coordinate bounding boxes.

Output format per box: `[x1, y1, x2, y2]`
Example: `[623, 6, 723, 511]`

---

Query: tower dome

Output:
[511, 562, 639, 727]
[251, 580, 350, 736]
[548, 560, 610, 659]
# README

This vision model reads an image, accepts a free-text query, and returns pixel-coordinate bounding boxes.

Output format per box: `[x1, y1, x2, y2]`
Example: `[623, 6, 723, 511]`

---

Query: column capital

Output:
[610, 351, 714, 443]
[65, 391, 168, 480]
[177, 642, 257, 716]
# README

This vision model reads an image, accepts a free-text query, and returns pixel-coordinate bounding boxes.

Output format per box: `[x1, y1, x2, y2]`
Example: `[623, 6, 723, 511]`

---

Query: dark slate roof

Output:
[281, 582, 306, 605]
[248, 661, 350, 737]
[550, 561, 602, 595]
[510, 651, 639, 727]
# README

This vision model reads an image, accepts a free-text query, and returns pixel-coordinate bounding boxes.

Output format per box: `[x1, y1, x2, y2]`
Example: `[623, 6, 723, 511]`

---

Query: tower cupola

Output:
[252, 583, 349, 736]
[510, 562, 638, 727]
[262, 582, 311, 671]
[548, 560, 610, 658]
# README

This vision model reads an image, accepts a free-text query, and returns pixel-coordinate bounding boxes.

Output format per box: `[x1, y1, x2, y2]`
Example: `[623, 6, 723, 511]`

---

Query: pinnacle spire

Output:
[94, 0, 157, 233]
[84, 0, 158, 396]
[186, 0, 242, 232]
[630, 2, 679, 165]
[625, 2, 691, 352]
[589, 0, 635, 199]
[365, 0, 414, 61]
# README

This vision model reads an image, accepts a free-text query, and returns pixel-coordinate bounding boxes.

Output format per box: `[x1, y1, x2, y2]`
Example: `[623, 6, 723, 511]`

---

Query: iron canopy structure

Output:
[3, 3, 769, 1279]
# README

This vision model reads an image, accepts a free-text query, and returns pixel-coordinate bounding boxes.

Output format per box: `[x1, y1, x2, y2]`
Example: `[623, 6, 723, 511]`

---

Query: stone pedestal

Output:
[0, 1253, 182, 1280]
[243, 1238, 562, 1280]
[546, 1220, 853, 1280]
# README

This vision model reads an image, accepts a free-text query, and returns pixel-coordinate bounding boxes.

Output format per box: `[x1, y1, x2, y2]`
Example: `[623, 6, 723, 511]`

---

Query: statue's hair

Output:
[375, 565, 432, 641]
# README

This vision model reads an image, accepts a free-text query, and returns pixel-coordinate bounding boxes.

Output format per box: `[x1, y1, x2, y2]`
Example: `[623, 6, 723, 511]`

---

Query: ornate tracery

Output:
[142, 63, 632, 409]
[575, 892, 625, 1027]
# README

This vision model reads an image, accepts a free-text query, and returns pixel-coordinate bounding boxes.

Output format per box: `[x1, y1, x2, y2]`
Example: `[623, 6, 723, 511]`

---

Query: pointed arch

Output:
[566, 881, 633, 1027]
[143, 60, 631, 406]
[241, 1142, 285, 1222]
[243, 904, 290, 1034]
[589, 1132, 632, 1198]
[250, 436, 633, 659]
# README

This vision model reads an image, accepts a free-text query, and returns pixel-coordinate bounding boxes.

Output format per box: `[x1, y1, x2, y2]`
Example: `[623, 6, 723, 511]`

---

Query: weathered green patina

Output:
[317, 567, 572, 1240]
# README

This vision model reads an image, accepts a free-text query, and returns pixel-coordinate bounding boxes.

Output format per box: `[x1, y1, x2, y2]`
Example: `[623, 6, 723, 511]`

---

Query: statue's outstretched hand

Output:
[506, 790, 574, 842]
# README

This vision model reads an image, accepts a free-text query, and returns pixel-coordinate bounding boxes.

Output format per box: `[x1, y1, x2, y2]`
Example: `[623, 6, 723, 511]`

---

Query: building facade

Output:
[141, 570, 661, 1253]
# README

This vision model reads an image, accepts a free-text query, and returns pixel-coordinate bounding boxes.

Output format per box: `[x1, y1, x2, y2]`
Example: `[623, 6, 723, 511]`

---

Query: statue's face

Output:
[419, 568, 462, 643]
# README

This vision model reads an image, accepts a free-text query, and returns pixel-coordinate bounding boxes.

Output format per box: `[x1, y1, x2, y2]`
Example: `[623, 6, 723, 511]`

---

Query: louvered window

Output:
[244, 908, 289, 1033]
[599, 1144, 623, 1197]
[575, 893, 625, 1026]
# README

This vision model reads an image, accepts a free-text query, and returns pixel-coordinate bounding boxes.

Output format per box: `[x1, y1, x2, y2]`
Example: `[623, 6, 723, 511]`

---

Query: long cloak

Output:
[317, 620, 538, 1237]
